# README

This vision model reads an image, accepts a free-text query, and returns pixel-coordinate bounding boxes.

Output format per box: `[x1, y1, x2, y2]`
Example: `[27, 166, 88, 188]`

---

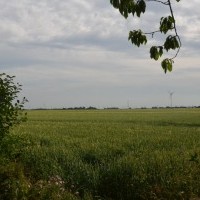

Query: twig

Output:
[145, 0, 169, 5]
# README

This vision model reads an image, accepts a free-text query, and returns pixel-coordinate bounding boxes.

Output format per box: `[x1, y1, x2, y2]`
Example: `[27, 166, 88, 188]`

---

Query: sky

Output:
[0, 0, 200, 109]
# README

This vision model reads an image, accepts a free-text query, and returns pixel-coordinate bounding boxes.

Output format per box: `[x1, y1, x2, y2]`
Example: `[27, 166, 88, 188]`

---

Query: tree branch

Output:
[110, 0, 182, 72]
[144, 30, 161, 38]
[145, 0, 169, 5]
[168, 0, 181, 59]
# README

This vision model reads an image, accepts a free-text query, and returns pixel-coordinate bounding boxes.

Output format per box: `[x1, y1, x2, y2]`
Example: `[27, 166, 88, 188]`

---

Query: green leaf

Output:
[159, 46, 163, 57]
[167, 62, 173, 72]
[111, 0, 119, 8]
[161, 59, 168, 73]
[138, 0, 146, 13]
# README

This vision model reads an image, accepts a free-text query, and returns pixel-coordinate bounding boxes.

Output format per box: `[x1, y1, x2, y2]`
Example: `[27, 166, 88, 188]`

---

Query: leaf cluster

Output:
[160, 16, 175, 34]
[164, 35, 180, 51]
[0, 73, 27, 141]
[110, 0, 146, 18]
[128, 30, 147, 47]
[161, 58, 173, 73]
[150, 46, 163, 60]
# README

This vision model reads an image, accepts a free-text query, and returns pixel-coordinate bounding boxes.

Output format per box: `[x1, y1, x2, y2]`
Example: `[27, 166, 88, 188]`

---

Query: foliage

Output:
[110, 0, 181, 73]
[0, 133, 30, 160]
[0, 161, 30, 200]
[0, 73, 28, 199]
[0, 160, 83, 200]
[0, 73, 27, 141]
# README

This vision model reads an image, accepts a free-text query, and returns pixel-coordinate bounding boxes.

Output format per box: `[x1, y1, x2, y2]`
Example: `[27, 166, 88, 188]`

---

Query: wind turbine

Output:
[168, 91, 174, 108]
[127, 100, 130, 109]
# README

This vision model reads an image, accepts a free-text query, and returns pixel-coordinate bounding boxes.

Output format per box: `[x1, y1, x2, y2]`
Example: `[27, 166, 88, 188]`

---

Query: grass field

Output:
[3, 108, 200, 199]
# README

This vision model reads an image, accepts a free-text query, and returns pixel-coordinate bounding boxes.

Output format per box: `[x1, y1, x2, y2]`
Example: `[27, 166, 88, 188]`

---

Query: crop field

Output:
[8, 109, 200, 199]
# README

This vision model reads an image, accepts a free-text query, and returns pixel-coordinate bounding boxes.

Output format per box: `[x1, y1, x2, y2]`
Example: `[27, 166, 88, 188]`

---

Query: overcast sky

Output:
[0, 0, 200, 108]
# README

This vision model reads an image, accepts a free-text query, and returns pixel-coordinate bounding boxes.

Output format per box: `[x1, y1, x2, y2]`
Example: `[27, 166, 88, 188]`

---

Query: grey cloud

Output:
[0, 0, 200, 108]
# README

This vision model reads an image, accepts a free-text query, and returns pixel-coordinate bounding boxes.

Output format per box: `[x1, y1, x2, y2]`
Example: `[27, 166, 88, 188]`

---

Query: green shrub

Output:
[0, 73, 29, 199]
[0, 133, 30, 160]
[0, 73, 27, 142]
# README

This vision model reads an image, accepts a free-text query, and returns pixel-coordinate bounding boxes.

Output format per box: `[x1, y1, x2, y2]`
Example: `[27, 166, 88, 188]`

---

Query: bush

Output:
[0, 73, 27, 142]
[0, 73, 28, 199]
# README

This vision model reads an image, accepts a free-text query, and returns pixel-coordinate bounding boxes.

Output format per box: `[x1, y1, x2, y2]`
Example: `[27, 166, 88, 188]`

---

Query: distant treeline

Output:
[152, 106, 200, 109]
[30, 106, 200, 110]
[64, 106, 97, 110]
[63, 107, 119, 110]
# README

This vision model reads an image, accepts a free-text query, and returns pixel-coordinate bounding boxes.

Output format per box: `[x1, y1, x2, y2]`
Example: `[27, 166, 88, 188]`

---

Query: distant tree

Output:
[110, 0, 181, 73]
[0, 73, 27, 142]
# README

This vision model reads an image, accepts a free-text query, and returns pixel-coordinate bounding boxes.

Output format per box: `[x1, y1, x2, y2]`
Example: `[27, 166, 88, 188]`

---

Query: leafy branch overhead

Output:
[110, 0, 181, 73]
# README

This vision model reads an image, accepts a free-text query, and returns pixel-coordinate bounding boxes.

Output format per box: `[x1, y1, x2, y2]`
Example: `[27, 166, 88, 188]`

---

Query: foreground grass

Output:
[1, 109, 200, 199]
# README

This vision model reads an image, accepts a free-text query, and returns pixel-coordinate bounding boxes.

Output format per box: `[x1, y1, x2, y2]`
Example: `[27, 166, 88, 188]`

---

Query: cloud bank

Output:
[0, 0, 199, 108]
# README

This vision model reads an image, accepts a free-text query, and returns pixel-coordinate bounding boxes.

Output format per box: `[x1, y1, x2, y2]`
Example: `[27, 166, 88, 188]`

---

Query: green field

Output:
[2, 109, 200, 199]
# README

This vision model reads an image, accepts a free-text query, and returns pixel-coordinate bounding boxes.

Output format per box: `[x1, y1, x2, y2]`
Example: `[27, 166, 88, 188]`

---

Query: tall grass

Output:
[9, 109, 200, 199]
